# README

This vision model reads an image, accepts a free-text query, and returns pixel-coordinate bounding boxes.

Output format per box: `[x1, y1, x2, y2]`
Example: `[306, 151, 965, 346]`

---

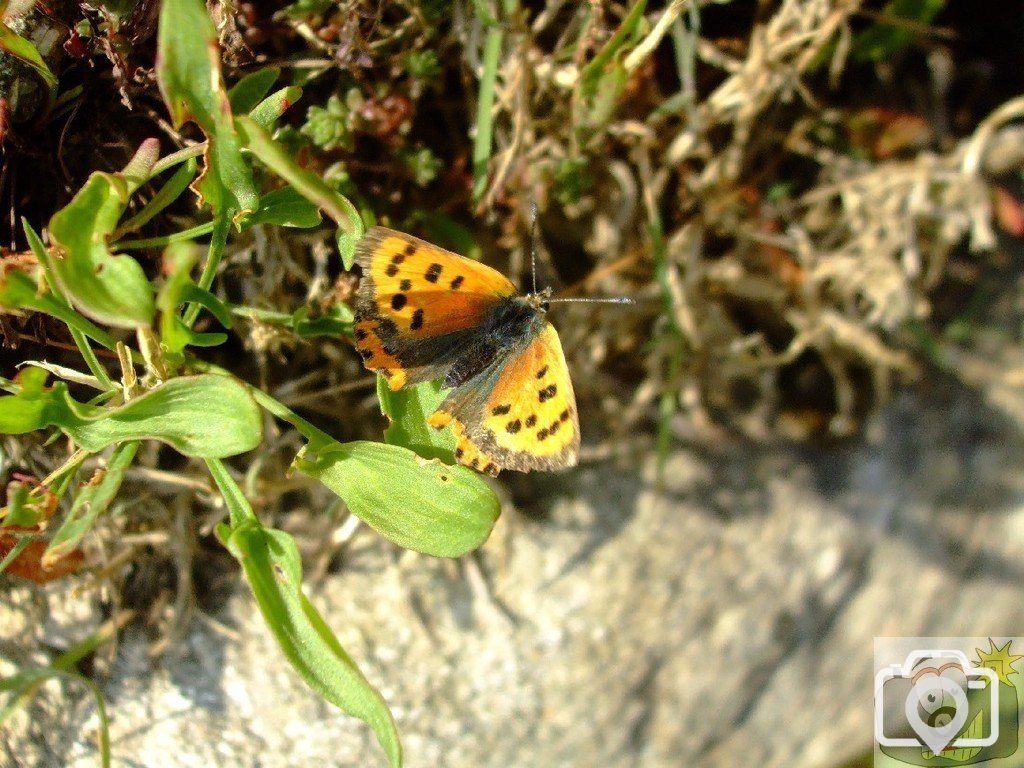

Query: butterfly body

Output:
[353, 227, 579, 476]
[441, 292, 549, 390]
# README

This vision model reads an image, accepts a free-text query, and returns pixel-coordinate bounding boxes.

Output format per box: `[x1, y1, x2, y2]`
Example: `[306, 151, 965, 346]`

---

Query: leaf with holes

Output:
[295, 440, 499, 557]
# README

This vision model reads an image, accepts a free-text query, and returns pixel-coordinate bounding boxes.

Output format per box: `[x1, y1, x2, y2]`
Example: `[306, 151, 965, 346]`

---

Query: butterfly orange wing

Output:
[354, 227, 517, 390]
[427, 324, 580, 474]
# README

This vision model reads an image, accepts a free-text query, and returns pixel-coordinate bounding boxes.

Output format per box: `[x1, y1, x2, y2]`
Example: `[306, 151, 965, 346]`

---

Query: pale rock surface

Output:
[4, 378, 1024, 768]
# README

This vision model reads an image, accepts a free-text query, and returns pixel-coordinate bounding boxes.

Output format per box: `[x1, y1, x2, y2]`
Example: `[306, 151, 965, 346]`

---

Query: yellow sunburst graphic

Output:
[974, 639, 1023, 686]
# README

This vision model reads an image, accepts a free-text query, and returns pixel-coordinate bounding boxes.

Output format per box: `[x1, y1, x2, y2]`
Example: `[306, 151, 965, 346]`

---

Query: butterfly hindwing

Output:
[354, 227, 519, 390]
[427, 324, 580, 474]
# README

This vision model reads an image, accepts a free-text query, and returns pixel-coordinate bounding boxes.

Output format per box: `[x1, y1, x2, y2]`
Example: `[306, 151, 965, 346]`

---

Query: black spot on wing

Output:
[399, 279, 412, 291]
[410, 309, 424, 331]
[425, 263, 443, 283]
[538, 384, 557, 402]
[525, 414, 537, 428]
[450, 275, 464, 290]
[506, 419, 522, 433]
[404, 243, 417, 257]
[536, 365, 548, 379]
[385, 264, 399, 277]
[391, 294, 407, 311]
[491, 404, 512, 415]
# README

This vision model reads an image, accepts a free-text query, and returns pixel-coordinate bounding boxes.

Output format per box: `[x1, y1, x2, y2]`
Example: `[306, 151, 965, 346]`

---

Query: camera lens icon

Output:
[875, 649, 1000, 756]
[906, 673, 970, 754]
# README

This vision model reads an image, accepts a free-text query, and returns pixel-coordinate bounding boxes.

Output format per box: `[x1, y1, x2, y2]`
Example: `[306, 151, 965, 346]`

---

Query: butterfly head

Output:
[525, 286, 553, 314]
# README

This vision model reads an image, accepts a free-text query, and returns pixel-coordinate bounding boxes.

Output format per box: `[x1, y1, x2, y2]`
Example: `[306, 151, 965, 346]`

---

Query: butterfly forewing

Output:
[356, 227, 516, 336]
[354, 227, 519, 390]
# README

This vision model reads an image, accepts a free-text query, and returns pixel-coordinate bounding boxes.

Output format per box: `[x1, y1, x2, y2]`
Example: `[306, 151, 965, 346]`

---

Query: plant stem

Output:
[183, 212, 230, 327]
[149, 143, 206, 180]
[205, 457, 257, 528]
[113, 220, 216, 251]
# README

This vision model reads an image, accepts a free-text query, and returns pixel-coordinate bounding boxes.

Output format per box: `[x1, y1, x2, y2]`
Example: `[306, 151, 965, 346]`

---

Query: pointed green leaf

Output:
[0, 373, 262, 458]
[157, 243, 231, 354]
[0, 367, 57, 433]
[0, 478, 56, 530]
[228, 67, 281, 114]
[223, 520, 402, 768]
[44, 441, 139, 566]
[246, 187, 323, 229]
[116, 157, 199, 236]
[292, 304, 354, 338]
[0, 20, 58, 107]
[47, 141, 158, 328]
[295, 440, 499, 557]
[249, 86, 303, 129]
[156, 0, 258, 216]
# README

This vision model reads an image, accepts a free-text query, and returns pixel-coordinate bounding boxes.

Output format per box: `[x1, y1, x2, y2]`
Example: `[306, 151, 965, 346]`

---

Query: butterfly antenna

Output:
[528, 202, 633, 306]
[529, 201, 539, 296]
[546, 296, 635, 305]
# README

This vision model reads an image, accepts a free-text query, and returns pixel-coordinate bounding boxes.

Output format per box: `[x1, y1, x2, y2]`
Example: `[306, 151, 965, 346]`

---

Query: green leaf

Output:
[579, 0, 648, 99]
[222, 520, 402, 767]
[235, 115, 363, 267]
[180, 284, 232, 328]
[0, 373, 262, 458]
[47, 141, 158, 328]
[295, 440, 499, 557]
[0, 257, 44, 312]
[44, 441, 139, 566]
[246, 187, 323, 228]
[157, 243, 231, 354]
[335, 227, 360, 271]
[228, 67, 281, 114]
[0, 367, 54, 433]
[377, 379, 454, 462]
[156, 0, 259, 217]
[850, 0, 947, 62]
[301, 93, 353, 151]
[0, 242, 120, 353]
[116, 157, 199, 236]
[249, 85, 303, 129]
[0, 477, 56, 530]
[0, 20, 58, 109]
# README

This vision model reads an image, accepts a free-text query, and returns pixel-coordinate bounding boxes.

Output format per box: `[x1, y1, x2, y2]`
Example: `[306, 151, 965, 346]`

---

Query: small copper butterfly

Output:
[353, 226, 595, 476]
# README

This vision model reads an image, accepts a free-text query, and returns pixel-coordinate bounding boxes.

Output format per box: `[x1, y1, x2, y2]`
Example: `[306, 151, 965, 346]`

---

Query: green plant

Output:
[0, 1, 501, 765]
